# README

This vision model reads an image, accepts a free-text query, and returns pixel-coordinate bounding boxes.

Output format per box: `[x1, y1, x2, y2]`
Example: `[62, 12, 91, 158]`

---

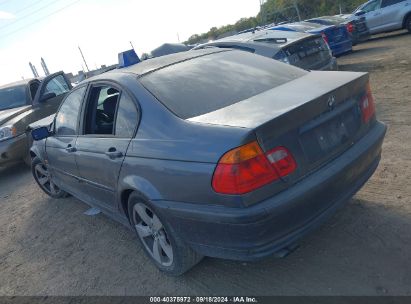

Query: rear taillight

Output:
[321, 32, 329, 44]
[212, 141, 297, 195]
[346, 22, 354, 33]
[360, 82, 376, 123]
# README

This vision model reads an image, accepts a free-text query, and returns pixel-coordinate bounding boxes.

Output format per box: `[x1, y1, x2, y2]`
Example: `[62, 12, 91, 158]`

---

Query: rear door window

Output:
[381, 0, 404, 7]
[140, 51, 307, 119]
[82, 84, 138, 137]
[83, 86, 120, 135]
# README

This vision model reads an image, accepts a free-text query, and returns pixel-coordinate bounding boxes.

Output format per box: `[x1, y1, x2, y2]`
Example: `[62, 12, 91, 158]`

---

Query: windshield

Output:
[0, 85, 27, 111]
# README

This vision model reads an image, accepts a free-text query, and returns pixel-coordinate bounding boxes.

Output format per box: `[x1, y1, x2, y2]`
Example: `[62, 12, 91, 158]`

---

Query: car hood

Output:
[337, 14, 356, 21]
[0, 106, 31, 126]
[28, 114, 55, 130]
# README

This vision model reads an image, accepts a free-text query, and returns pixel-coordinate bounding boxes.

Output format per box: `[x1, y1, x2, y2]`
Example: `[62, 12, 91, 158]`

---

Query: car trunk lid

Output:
[189, 71, 371, 204]
[324, 24, 349, 44]
[280, 35, 332, 70]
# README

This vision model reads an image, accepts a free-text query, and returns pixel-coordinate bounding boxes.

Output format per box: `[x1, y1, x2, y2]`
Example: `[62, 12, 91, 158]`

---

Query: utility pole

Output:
[40, 57, 50, 76]
[78, 46, 90, 72]
[29, 62, 39, 77]
[293, 0, 301, 21]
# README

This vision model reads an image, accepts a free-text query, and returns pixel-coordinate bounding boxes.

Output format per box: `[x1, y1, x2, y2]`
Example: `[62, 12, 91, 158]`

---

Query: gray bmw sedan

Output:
[30, 49, 386, 275]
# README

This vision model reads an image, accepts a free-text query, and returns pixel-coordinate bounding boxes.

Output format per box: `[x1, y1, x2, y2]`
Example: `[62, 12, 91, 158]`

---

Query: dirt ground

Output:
[0, 30, 410, 296]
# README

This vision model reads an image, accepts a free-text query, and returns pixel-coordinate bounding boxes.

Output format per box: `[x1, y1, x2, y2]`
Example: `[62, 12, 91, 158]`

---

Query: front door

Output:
[362, 0, 384, 33]
[33, 72, 72, 118]
[46, 86, 87, 196]
[74, 84, 139, 210]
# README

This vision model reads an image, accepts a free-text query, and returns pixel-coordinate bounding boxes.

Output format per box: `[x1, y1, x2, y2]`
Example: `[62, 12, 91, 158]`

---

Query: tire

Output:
[128, 192, 203, 276]
[31, 156, 69, 199]
[406, 16, 411, 33]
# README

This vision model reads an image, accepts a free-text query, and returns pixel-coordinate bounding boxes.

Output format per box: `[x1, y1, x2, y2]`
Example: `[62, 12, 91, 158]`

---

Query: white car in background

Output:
[344, 0, 411, 34]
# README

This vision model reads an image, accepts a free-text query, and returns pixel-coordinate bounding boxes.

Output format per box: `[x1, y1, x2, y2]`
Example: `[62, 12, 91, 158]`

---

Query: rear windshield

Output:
[0, 85, 27, 111]
[140, 51, 307, 119]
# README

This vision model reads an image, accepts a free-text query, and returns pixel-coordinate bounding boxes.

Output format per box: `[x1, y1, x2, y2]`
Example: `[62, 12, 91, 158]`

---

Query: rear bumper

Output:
[153, 121, 386, 261]
[318, 57, 338, 71]
[0, 134, 27, 165]
[330, 39, 353, 56]
[352, 31, 371, 44]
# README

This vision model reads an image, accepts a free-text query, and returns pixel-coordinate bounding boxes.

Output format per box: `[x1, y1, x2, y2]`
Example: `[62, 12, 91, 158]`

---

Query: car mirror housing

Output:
[31, 126, 51, 141]
[39, 92, 57, 103]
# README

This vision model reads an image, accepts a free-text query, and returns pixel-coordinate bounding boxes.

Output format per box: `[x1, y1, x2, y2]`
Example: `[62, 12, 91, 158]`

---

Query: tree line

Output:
[185, 0, 366, 45]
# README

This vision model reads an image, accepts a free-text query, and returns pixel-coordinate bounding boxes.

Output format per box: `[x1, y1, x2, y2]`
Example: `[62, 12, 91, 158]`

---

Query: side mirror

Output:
[39, 92, 57, 103]
[31, 126, 51, 141]
[355, 10, 366, 16]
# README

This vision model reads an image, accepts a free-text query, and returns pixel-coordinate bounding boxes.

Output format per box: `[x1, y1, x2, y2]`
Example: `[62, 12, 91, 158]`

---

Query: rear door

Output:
[377, 0, 406, 31]
[74, 83, 139, 210]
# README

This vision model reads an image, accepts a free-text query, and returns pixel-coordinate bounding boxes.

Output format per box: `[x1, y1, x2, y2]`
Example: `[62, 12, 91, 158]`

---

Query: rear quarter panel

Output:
[115, 75, 255, 208]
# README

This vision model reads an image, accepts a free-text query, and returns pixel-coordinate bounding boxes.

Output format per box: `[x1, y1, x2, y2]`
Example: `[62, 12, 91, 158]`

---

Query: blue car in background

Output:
[269, 21, 352, 56]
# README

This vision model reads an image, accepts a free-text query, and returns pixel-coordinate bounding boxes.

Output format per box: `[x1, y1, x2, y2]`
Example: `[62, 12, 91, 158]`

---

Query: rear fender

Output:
[403, 12, 411, 28]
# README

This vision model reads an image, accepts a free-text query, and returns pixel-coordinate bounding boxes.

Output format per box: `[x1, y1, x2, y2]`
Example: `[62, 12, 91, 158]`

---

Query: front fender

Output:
[29, 140, 46, 161]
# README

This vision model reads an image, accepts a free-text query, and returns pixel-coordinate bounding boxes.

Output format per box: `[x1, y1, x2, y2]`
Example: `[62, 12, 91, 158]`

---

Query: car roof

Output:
[150, 43, 191, 58]
[0, 79, 34, 89]
[273, 21, 332, 31]
[195, 29, 314, 50]
[86, 49, 228, 82]
[218, 29, 311, 43]
[308, 16, 345, 23]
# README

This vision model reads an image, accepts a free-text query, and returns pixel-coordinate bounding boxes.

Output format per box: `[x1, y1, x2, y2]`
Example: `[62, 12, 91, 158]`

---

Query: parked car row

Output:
[190, 0, 410, 73]
[306, 15, 371, 45]
[343, 0, 411, 35]
[193, 30, 338, 71]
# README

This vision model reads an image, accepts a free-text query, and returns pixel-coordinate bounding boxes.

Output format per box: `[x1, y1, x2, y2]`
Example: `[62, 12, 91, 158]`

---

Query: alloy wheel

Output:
[133, 203, 174, 266]
[34, 163, 60, 196]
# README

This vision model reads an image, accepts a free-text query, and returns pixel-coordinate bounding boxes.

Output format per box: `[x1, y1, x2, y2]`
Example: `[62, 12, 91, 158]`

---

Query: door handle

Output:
[65, 145, 77, 153]
[105, 148, 123, 159]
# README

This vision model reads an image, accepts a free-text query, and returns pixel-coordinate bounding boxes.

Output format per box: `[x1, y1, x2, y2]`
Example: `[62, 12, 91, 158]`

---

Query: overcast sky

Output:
[0, 0, 259, 85]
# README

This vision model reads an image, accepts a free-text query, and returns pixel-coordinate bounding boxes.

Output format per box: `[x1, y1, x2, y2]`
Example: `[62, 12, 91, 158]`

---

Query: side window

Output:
[381, 0, 404, 7]
[362, 0, 381, 12]
[84, 86, 120, 135]
[55, 86, 86, 136]
[115, 93, 138, 138]
[44, 75, 70, 97]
